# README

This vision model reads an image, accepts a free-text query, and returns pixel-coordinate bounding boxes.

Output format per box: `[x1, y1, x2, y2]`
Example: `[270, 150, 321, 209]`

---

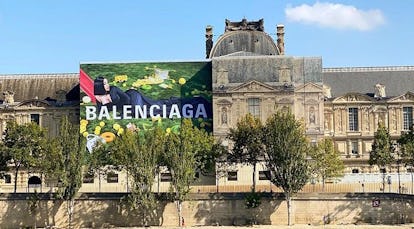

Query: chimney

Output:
[205, 25, 213, 59]
[276, 24, 285, 55]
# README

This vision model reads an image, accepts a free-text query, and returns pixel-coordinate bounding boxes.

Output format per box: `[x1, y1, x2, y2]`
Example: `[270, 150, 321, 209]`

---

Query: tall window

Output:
[348, 108, 359, 131]
[30, 114, 40, 125]
[403, 107, 413, 130]
[248, 98, 260, 117]
[351, 141, 358, 155]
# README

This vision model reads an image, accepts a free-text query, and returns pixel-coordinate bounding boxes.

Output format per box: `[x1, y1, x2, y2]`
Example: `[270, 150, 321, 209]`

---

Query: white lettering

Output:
[135, 105, 147, 118]
[150, 105, 160, 118]
[86, 106, 97, 120]
[84, 103, 209, 120]
[182, 104, 193, 118]
[98, 106, 111, 120]
[169, 104, 181, 118]
[195, 104, 207, 118]
[123, 105, 132, 119]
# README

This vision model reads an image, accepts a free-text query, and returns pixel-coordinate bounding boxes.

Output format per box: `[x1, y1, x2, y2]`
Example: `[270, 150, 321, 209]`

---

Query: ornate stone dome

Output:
[208, 19, 280, 58]
[210, 30, 279, 58]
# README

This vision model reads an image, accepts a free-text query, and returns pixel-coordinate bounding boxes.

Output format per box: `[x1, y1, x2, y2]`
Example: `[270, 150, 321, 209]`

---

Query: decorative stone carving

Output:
[216, 69, 229, 86]
[221, 107, 228, 125]
[309, 106, 316, 125]
[278, 65, 291, 82]
[225, 18, 264, 32]
[230, 80, 275, 93]
[3, 91, 14, 104]
[323, 85, 332, 99]
[374, 83, 386, 98]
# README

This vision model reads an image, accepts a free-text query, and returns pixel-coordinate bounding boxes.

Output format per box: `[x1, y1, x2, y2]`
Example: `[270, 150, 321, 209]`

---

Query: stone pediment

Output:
[16, 99, 51, 108]
[229, 80, 276, 93]
[216, 99, 232, 105]
[277, 97, 293, 104]
[333, 93, 374, 103]
[295, 82, 323, 93]
[388, 92, 414, 102]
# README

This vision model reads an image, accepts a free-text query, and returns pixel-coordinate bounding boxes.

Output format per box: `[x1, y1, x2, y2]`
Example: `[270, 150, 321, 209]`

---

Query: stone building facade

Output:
[208, 19, 414, 186]
[0, 19, 413, 191]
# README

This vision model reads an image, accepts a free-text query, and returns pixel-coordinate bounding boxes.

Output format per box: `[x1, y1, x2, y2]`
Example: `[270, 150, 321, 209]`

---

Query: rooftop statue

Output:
[225, 18, 264, 32]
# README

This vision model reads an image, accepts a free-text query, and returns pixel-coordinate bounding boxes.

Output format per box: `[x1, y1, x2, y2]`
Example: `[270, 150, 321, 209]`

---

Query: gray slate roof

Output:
[0, 73, 79, 102]
[323, 66, 414, 98]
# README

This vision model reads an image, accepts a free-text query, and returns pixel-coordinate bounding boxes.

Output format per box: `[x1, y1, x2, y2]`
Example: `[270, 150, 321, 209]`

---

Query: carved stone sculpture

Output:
[374, 83, 386, 98]
[3, 91, 14, 104]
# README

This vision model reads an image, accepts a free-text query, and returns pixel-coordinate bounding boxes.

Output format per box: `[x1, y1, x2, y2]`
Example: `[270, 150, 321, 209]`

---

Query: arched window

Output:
[28, 176, 41, 186]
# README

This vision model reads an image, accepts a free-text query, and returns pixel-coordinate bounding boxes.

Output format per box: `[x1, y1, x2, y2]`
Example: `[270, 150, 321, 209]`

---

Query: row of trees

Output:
[0, 117, 223, 227]
[87, 119, 223, 226]
[0, 117, 84, 228]
[0, 111, 347, 227]
[227, 112, 344, 225]
[369, 122, 414, 193]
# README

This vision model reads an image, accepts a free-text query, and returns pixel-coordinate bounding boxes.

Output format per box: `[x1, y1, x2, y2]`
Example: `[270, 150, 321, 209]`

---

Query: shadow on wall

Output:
[193, 192, 281, 226]
[329, 193, 414, 225]
[0, 193, 169, 228]
[0, 193, 63, 228]
[72, 195, 168, 228]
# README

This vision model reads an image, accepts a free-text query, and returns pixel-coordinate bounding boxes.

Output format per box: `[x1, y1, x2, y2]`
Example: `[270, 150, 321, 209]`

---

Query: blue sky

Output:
[0, 0, 413, 74]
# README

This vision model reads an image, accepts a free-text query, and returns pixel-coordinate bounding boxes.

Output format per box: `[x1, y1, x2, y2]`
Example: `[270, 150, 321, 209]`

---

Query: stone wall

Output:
[0, 193, 413, 228]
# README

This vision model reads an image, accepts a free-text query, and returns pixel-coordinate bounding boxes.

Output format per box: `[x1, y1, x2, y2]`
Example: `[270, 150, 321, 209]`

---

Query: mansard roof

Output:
[0, 73, 79, 102]
[323, 66, 414, 98]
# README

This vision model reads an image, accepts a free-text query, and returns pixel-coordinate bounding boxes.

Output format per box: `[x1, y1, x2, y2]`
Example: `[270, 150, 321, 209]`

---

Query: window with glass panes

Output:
[403, 107, 413, 130]
[348, 108, 359, 131]
[30, 114, 40, 125]
[351, 141, 358, 154]
[248, 98, 260, 117]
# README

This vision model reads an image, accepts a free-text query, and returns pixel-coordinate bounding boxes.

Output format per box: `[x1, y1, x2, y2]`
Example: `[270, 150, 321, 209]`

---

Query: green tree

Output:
[310, 138, 345, 191]
[398, 126, 414, 192]
[398, 126, 414, 165]
[163, 119, 217, 227]
[44, 116, 85, 229]
[263, 111, 310, 226]
[0, 121, 47, 193]
[369, 122, 394, 192]
[111, 128, 164, 226]
[227, 113, 264, 191]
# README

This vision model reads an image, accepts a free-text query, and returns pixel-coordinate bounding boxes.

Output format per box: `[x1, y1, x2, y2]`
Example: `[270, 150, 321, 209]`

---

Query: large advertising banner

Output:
[80, 61, 212, 150]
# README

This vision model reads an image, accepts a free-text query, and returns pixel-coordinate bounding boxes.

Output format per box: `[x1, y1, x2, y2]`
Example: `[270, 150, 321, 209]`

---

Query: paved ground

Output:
[104, 225, 414, 229]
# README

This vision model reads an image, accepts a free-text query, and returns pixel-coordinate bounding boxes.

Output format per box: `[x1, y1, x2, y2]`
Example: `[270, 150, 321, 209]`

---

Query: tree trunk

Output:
[322, 177, 325, 192]
[67, 199, 74, 229]
[286, 192, 292, 226]
[14, 166, 20, 193]
[177, 200, 183, 227]
[252, 162, 256, 191]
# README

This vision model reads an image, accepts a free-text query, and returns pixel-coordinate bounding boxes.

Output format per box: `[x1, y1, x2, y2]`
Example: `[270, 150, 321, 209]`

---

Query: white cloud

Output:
[285, 2, 385, 31]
